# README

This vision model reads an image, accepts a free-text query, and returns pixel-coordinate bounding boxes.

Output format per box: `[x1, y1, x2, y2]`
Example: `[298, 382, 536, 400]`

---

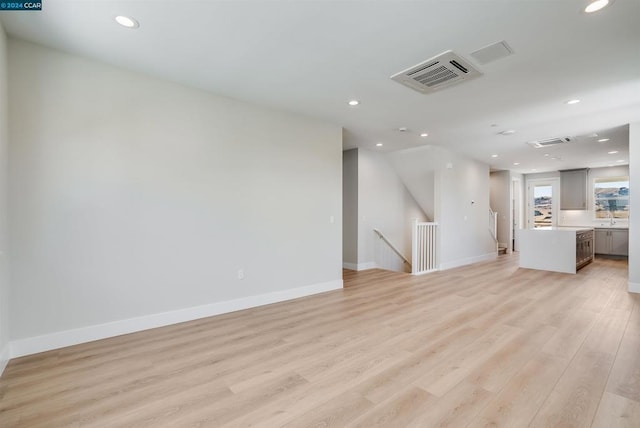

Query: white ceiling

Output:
[2, 0, 639, 173]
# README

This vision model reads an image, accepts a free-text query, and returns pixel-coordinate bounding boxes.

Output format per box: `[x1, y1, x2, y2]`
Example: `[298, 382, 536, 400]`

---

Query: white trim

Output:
[10, 279, 343, 358]
[343, 262, 377, 271]
[629, 281, 640, 294]
[512, 176, 523, 253]
[0, 343, 9, 376]
[356, 262, 377, 271]
[412, 268, 438, 276]
[439, 252, 497, 271]
[526, 177, 560, 229]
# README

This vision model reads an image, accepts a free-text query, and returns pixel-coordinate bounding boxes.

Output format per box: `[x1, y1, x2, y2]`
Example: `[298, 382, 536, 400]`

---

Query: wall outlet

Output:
[237, 269, 244, 280]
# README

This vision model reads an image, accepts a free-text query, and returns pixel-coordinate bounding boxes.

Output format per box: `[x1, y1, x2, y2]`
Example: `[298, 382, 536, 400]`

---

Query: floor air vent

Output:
[391, 50, 483, 94]
[527, 137, 572, 148]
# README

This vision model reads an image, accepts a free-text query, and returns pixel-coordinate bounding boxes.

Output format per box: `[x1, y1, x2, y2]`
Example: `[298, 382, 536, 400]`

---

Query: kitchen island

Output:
[519, 227, 594, 274]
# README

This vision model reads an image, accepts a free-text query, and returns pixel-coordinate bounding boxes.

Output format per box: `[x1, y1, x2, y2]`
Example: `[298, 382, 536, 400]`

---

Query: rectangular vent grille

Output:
[391, 50, 482, 94]
[470, 41, 514, 65]
[527, 137, 572, 148]
[410, 63, 456, 87]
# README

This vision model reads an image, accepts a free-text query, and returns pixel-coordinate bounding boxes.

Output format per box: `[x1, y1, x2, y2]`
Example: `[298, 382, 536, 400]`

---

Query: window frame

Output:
[593, 175, 629, 220]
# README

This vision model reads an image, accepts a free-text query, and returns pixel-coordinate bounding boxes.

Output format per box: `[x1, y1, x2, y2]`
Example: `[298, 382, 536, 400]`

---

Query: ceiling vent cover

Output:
[390, 50, 483, 94]
[528, 137, 572, 148]
[470, 41, 514, 65]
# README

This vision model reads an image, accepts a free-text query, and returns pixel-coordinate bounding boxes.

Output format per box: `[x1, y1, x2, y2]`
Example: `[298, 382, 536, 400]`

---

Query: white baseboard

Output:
[629, 281, 640, 294]
[439, 252, 498, 271]
[343, 261, 377, 271]
[356, 262, 377, 271]
[0, 343, 9, 377]
[10, 279, 343, 359]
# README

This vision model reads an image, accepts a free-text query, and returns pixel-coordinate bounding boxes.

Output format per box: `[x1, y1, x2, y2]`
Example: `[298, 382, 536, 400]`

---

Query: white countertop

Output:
[533, 226, 594, 232]
[538, 225, 629, 231]
[563, 224, 628, 230]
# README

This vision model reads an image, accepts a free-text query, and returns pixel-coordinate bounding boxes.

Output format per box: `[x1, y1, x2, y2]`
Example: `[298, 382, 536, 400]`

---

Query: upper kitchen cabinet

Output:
[560, 169, 588, 210]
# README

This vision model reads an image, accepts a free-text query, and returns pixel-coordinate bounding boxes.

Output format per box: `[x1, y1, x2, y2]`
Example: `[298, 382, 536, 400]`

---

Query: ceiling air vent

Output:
[470, 41, 514, 65]
[527, 137, 572, 148]
[390, 50, 483, 94]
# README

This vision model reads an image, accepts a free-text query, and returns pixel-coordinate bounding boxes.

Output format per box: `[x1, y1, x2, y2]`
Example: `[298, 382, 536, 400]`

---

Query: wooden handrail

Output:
[373, 229, 411, 267]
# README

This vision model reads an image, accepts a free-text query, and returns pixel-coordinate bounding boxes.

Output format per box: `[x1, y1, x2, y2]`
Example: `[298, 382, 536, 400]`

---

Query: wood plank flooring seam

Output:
[525, 304, 604, 427]
[527, 272, 631, 428]
[1, 255, 634, 427]
[588, 297, 634, 428]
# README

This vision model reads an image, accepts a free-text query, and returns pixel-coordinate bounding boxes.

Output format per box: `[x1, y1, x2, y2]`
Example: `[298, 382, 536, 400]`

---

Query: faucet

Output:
[607, 210, 616, 226]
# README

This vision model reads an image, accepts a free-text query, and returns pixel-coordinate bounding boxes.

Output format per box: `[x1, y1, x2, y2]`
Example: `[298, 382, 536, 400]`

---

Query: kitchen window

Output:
[594, 176, 629, 219]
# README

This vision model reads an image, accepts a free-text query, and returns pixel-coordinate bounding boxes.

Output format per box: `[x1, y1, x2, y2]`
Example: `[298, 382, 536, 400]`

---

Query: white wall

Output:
[389, 145, 496, 270]
[387, 146, 436, 221]
[0, 22, 10, 372]
[8, 39, 343, 353]
[342, 149, 358, 267]
[629, 122, 639, 293]
[357, 149, 427, 272]
[490, 170, 511, 249]
[438, 156, 496, 268]
[511, 172, 524, 252]
[524, 171, 560, 182]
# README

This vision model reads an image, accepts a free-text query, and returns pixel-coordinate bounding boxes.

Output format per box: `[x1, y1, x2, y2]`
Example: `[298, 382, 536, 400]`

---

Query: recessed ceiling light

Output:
[376, 143, 383, 147]
[115, 15, 139, 28]
[608, 151, 619, 154]
[348, 100, 359, 106]
[491, 154, 498, 158]
[500, 129, 516, 135]
[566, 99, 581, 105]
[513, 162, 520, 166]
[543, 153, 550, 157]
[585, 0, 611, 13]
[617, 159, 625, 163]
[420, 133, 429, 137]
[598, 138, 610, 142]
[398, 127, 408, 132]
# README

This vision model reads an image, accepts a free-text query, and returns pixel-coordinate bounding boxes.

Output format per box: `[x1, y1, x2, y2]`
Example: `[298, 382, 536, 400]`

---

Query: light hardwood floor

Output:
[1, 255, 639, 427]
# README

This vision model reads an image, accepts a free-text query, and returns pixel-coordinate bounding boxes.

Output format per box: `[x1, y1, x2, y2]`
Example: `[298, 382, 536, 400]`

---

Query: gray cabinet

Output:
[610, 230, 629, 256]
[595, 228, 628, 256]
[560, 169, 588, 210]
[594, 229, 609, 254]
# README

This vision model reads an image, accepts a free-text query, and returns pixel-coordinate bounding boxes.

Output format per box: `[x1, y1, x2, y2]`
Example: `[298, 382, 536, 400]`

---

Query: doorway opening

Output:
[527, 178, 559, 229]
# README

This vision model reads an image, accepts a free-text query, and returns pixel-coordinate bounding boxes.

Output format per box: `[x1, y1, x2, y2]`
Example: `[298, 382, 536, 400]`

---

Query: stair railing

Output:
[373, 229, 411, 269]
[412, 220, 438, 275]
